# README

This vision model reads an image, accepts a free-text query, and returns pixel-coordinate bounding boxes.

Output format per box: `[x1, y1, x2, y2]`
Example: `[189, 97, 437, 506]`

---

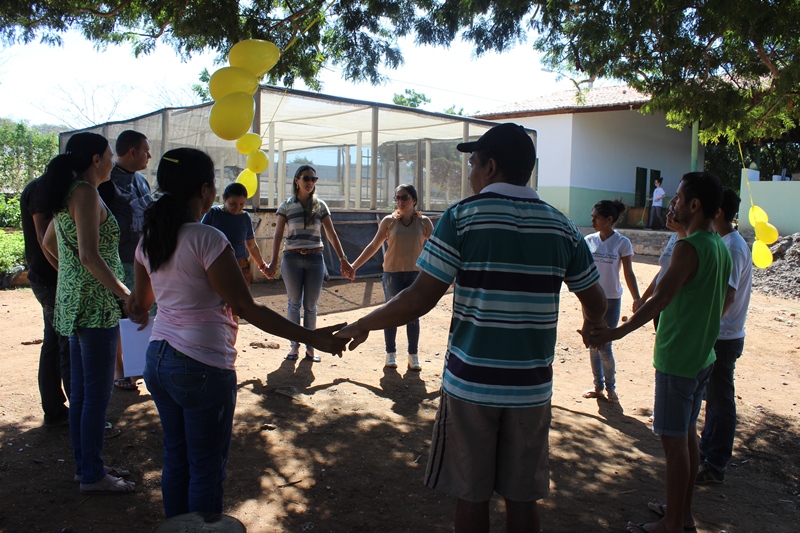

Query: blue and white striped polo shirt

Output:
[417, 183, 599, 408]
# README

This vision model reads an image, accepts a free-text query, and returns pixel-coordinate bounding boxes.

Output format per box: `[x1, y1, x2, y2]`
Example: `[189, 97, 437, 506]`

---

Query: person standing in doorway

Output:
[347, 184, 434, 371]
[97, 130, 153, 391]
[647, 178, 667, 230]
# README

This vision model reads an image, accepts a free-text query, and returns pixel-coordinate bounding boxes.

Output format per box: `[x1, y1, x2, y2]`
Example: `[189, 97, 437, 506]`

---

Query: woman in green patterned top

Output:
[42, 133, 135, 495]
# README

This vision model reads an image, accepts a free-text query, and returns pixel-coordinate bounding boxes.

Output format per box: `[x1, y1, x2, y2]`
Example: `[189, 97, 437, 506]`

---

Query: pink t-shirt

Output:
[135, 223, 238, 369]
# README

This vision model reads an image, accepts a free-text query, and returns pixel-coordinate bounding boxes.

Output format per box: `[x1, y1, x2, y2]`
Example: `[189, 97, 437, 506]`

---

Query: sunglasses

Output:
[299, 175, 318, 183]
[394, 194, 411, 202]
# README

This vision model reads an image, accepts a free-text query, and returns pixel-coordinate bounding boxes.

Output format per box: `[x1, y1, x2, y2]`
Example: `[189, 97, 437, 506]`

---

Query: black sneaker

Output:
[44, 409, 69, 428]
[696, 461, 725, 484]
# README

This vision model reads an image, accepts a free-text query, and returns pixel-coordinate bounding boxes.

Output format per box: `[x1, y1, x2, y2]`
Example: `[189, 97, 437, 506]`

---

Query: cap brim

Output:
[456, 141, 481, 153]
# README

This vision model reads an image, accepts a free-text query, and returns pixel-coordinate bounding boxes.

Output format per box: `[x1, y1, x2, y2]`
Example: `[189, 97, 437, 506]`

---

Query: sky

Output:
[0, 30, 580, 128]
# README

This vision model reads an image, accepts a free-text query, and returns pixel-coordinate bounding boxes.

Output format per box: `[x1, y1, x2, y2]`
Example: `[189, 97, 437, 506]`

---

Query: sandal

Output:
[305, 352, 321, 363]
[80, 474, 135, 494]
[75, 465, 131, 482]
[104, 422, 121, 440]
[607, 390, 620, 404]
[582, 388, 604, 399]
[114, 377, 137, 390]
[285, 352, 299, 361]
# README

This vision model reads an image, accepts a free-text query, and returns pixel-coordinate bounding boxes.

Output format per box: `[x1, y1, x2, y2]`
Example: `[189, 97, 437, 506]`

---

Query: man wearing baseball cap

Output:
[336, 123, 607, 531]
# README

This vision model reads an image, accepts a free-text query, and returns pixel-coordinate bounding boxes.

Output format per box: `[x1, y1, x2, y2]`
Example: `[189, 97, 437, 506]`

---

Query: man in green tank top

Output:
[590, 172, 733, 533]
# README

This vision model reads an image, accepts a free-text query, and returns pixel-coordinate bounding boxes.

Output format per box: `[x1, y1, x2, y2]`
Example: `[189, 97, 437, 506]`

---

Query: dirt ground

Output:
[1, 257, 799, 533]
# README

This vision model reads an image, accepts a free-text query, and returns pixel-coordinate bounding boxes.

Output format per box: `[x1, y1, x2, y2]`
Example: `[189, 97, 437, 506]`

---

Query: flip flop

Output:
[80, 474, 135, 494]
[114, 377, 137, 390]
[74, 465, 131, 482]
[305, 352, 321, 362]
[285, 353, 299, 361]
[627, 522, 654, 533]
[646, 502, 697, 531]
[104, 422, 122, 439]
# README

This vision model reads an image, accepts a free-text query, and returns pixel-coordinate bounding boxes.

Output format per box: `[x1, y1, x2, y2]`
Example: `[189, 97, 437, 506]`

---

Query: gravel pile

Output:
[751, 232, 800, 300]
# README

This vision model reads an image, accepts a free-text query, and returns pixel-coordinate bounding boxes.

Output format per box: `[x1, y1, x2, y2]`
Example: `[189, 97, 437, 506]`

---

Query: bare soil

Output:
[1, 257, 799, 532]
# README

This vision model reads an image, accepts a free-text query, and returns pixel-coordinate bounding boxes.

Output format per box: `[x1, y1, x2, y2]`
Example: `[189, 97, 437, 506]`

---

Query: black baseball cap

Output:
[456, 123, 536, 178]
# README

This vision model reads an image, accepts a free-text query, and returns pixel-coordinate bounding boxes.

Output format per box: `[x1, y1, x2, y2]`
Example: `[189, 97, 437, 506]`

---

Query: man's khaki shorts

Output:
[424, 392, 551, 502]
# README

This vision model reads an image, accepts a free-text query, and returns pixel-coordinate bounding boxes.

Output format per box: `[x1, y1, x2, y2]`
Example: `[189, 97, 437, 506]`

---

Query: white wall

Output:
[514, 115, 574, 188]
[514, 109, 701, 196]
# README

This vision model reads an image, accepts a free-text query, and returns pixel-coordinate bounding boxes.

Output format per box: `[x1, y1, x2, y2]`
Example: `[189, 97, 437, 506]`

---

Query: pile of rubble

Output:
[751, 232, 800, 300]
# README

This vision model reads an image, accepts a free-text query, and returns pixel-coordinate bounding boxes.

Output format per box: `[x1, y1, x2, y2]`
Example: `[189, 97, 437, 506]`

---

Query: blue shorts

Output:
[652, 365, 713, 437]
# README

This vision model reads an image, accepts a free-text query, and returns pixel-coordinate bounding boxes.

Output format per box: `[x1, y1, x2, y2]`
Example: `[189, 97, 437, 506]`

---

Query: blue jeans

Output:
[700, 337, 744, 471]
[652, 365, 713, 437]
[29, 280, 71, 421]
[280, 251, 325, 353]
[589, 297, 621, 392]
[382, 271, 420, 354]
[69, 326, 118, 483]
[648, 205, 664, 229]
[143, 340, 237, 518]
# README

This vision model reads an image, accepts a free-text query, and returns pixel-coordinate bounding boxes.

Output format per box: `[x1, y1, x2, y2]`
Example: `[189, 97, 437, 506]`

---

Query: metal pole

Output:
[370, 107, 379, 210]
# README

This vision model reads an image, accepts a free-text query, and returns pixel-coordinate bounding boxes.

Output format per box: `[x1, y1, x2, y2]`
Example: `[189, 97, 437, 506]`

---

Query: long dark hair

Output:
[142, 148, 215, 272]
[39, 132, 109, 214]
[393, 183, 421, 219]
[293, 164, 320, 226]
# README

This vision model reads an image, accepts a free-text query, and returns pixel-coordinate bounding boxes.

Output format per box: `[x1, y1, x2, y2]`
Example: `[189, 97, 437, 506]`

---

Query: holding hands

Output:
[309, 322, 351, 357]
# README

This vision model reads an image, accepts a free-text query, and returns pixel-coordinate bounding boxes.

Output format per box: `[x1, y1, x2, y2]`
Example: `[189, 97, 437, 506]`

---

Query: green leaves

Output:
[0, 119, 58, 196]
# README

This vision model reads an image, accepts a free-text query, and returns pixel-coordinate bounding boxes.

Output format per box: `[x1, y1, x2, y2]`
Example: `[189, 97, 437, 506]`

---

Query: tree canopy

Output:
[3, 1, 799, 142]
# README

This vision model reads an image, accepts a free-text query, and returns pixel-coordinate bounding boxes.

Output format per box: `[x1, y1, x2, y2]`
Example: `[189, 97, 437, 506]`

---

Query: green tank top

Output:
[53, 181, 124, 335]
[654, 230, 732, 378]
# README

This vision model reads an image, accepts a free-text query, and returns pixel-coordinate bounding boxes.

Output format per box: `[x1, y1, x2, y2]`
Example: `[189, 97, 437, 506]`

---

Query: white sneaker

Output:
[385, 352, 397, 368]
[408, 353, 422, 371]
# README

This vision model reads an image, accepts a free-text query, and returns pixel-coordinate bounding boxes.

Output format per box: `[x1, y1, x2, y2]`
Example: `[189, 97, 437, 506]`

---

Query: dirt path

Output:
[0, 258, 798, 532]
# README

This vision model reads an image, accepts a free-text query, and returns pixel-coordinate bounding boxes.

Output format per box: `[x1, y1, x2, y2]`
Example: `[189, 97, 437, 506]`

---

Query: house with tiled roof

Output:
[476, 85, 702, 226]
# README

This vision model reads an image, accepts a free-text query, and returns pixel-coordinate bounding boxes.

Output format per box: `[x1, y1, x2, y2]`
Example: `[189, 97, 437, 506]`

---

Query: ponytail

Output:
[38, 132, 109, 214]
[141, 148, 215, 272]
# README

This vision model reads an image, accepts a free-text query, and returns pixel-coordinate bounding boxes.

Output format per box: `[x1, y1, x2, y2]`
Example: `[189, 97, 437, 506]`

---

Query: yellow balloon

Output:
[229, 39, 280, 77]
[754, 221, 779, 245]
[236, 169, 258, 199]
[752, 240, 773, 269]
[208, 67, 259, 101]
[246, 150, 269, 174]
[748, 205, 768, 226]
[236, 133, 262, 155]
[209, 92, 255, 141]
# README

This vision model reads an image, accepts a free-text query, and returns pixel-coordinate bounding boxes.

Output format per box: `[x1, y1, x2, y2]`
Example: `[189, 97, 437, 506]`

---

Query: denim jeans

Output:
[648, 205, 664, 229]
[29, 279, 71, 421]
[280, 250, 325, 353]
[143, 340, 237, 518]
[69, 326, 118, 483]
[700, 337, 745, 471]
[382, 271, 420, 354]
[589, 297, 621, 392]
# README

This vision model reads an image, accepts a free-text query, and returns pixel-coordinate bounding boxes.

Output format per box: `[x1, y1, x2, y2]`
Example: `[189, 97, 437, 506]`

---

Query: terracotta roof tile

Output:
[477, 85, 650, 117]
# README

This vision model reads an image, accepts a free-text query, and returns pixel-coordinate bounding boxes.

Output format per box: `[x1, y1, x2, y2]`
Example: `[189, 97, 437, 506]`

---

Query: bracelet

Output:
[339, 254, 347, 262]
[259, 262, 267, 270]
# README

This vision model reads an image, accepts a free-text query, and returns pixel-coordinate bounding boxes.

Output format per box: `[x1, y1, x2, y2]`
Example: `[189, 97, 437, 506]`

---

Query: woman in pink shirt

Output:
[127, 148, 347, 518]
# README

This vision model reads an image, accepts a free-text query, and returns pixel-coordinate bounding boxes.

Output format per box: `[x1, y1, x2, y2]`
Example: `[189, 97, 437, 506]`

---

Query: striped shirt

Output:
[417, 182, 599, 408]
[276, 196, 331, 251]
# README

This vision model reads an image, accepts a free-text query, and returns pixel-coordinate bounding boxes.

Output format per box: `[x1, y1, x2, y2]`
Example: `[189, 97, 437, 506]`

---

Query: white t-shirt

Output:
[719, 231, 752, 340]
[655, 232, 680, 285]
[584, 231, 634, 299]
[652, 186, 666, 207]
[135, 223, 238, 370]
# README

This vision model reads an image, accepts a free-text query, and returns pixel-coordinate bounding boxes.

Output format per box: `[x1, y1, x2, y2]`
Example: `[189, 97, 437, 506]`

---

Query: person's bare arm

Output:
[245, 238, 268, 277]
[43, 220, 58, 264]
[621, 255, 641, 305]
[127, 259, 155, 328]
[322, 215, 353, 279]
[591, 240, 698, 345]
[575, 282, 608, 347]
[635, 274, 658, 312]
[336, 272, 449, 350]
[350, 217, 389, 272]
[265, 216, 286, 279]
[32, 212, 58, 269]
[207, 246, 348, 355]
[69, 184, 129, 300]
